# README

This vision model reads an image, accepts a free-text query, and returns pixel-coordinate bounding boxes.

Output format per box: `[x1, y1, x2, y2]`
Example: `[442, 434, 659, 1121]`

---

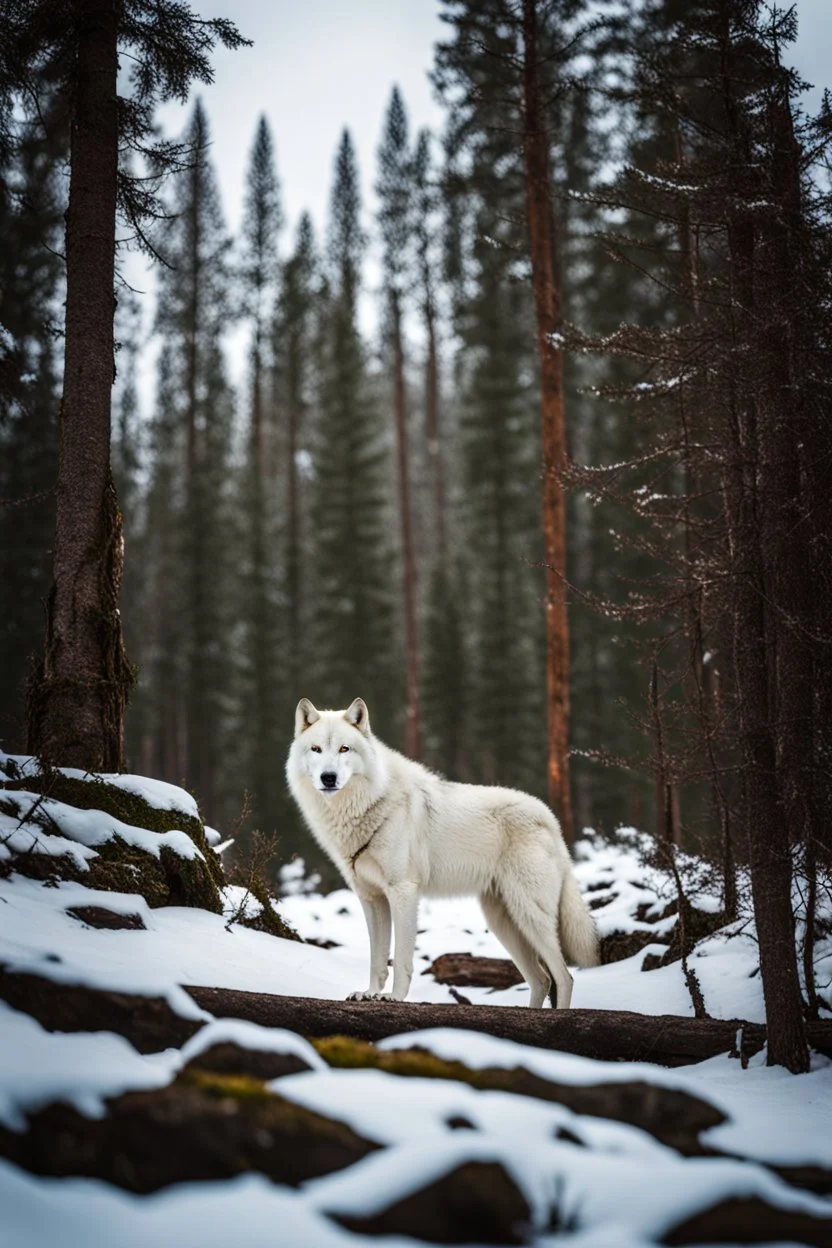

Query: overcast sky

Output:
[149, 0, 830, 244]
[127, 0, 832, 398]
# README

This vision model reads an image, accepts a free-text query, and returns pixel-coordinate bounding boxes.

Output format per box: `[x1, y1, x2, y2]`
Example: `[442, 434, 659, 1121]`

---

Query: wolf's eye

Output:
[311, 745, 322, 754]
[339, 745, 350, 754]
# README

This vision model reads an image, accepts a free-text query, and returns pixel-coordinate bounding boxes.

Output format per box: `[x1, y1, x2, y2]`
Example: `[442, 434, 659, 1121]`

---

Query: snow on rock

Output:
[179, 1019, 326, 1072]
[0, 808, 98, 872]
[0, 752, 200, 823]
[0, 790, 203, 863]
[379, 1027, 832, 1170]
[0, 1164, 396, 1248]
[0, 1002, 176, 1132]
[276, 1065, 666, 1160]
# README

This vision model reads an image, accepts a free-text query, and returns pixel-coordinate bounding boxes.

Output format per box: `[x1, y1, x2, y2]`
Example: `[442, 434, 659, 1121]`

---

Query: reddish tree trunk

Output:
[391, 290, 421, 759]
[27, 0, 132, 770]
[521, 0, 572, 841]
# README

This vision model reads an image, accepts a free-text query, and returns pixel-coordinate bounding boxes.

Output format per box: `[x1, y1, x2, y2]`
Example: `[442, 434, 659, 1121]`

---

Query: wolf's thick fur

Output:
[286, 697, 599, 1008]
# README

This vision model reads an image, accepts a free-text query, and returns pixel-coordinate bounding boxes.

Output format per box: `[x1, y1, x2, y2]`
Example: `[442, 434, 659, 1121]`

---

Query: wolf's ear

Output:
[295, 698, 320, 736]
[344, 697, 370, 735]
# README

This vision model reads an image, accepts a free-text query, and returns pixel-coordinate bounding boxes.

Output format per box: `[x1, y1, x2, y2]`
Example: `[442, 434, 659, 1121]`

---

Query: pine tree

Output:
[412, 128, 446, 561]
[239, 115, 284, 834]
[310, 130, 397, 734]
[413, 127, 468, 778]
[567, 0, 832, 1069]
[376, 87, 421, 758]
[0, 103, 63, 748]
[112, 291, 147, 770]
[275, 211, 318, 688]
[3, 0, 247, 769]
[434, 0, 547, 794]
[459, 205, 546, 794]
[521, 0, 575, 839]
[149, 100, 238, 825]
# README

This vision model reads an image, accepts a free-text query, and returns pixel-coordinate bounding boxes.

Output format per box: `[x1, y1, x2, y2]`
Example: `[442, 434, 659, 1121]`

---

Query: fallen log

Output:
[425, 952, 523, 990]
[186, 987, 832, 1067]
[3, 966, 831, 1066]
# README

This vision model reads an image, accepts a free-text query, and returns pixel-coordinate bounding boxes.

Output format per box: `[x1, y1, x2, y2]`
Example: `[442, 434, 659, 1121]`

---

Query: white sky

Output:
[148, 0, 830, 245]
[125, 0, 831, 402]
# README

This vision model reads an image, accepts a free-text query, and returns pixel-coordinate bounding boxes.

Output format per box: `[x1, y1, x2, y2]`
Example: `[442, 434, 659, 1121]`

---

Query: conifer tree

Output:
[376, 87, 420, 758]
[150, 100, 237, 824]
[239, 115, 284, 832]
[434, 1, 547, 794]
[567, 0, 832, 1069]
[0, 107, 63, 748]
[3, 0, 247, 770]
[310, 130, 397, 734]
[275, 211, 318, 687]
[521, 0, 574, 839]
[412, 128, 446, 561]
[459, 205, 546, 793]
[413, 127, 468, 779]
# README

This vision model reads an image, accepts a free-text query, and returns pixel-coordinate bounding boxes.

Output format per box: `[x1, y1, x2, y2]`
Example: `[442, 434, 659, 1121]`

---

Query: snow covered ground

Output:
[0, 764, 830, 1246]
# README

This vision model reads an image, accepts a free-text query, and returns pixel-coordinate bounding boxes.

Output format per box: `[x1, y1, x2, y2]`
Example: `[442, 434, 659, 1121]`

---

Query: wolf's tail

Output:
[559, 869, 601, 967]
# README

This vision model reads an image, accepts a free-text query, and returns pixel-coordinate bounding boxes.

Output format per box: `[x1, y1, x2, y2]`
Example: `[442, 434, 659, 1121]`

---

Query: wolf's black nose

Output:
[321, 772, 338, 789]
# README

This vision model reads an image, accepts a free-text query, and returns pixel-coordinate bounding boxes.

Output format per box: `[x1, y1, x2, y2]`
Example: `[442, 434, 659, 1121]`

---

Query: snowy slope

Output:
[0, 768, 830, 1247]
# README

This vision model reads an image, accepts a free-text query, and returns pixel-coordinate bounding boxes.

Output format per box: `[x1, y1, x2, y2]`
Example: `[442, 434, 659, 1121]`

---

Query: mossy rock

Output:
[0, 1069, 381, 1194]
[1, 771, 222, 886]
[0, 773, 224, 913]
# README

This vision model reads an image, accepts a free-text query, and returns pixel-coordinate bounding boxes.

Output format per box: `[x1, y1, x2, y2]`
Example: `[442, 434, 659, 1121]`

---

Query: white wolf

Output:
[286, 697, 599, 1008]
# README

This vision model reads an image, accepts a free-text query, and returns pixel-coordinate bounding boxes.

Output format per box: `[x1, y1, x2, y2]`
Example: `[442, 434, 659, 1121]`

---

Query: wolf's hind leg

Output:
[387, 882, 419, 1001]
[480, 890, 550, 1008]
[499, 869, 574, 1009]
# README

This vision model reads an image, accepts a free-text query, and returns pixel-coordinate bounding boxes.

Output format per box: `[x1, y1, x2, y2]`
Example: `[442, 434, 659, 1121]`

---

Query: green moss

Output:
[177, 1067, 271, 1104]
[312, 1035, 495, 1088]
[2, 772, 222, 883]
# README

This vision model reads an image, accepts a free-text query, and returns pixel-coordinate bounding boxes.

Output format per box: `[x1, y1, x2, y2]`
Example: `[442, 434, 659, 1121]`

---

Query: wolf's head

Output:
[289, 697, 374, 796]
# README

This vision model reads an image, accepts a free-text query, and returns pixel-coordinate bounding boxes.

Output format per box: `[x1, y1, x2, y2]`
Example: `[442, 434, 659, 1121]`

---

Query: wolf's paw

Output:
[346, 990, 397, 1002]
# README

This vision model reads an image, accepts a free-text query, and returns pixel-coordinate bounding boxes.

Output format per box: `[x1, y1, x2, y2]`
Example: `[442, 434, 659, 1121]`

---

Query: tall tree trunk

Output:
[286, 384, 301, 681]
[716, 0, 808, 1071]
[184, 145, 210, 812]
[521, 0, 572, 841]
[250, 321, 270, 805]
[424, 299, 446, 564]
[725, 204, 808, 1074]
[391, 290, 420, 759]
[27, 0, 132, 770]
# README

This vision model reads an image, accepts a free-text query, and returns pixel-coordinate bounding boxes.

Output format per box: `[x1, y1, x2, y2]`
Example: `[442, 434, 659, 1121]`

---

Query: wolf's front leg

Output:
[347, 895, 391, 1001]
[362, 894, 391, 992]
[347, 884, 418, 1003]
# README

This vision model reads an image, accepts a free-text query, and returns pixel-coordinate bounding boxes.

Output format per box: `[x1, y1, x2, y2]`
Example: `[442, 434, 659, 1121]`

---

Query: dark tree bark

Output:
[717, 3, 808, 1073]
[521, 0, 572, 841]
[27, 0, 132, 770]
[424, 297, 446, 565]
[391, 289, 421, 759]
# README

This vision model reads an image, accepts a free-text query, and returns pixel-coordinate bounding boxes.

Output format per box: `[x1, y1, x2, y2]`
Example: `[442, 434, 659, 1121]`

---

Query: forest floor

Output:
[1, 753, 831, 1247]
